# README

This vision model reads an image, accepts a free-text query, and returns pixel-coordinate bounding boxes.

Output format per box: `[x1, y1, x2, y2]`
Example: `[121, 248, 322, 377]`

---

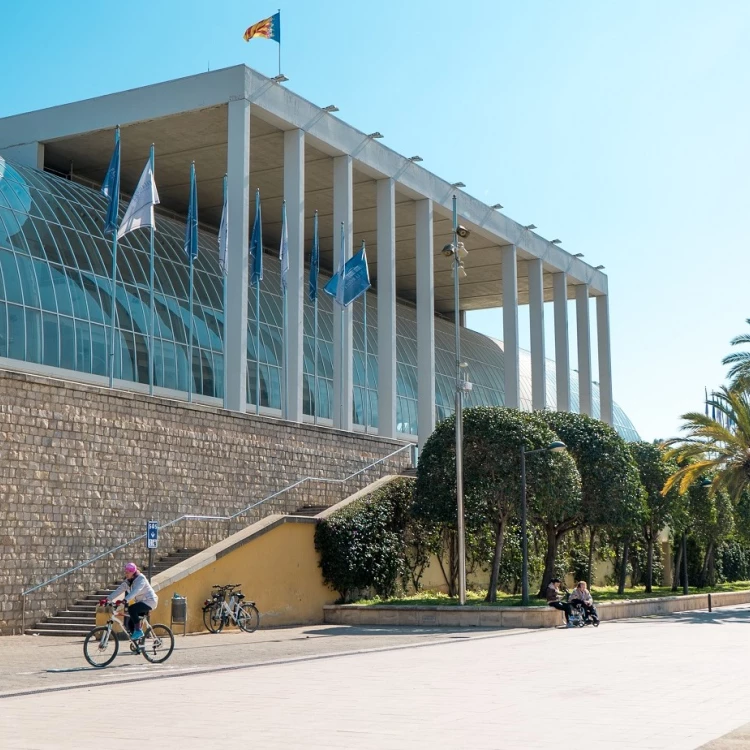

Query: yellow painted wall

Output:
[150, 520, 337, 633]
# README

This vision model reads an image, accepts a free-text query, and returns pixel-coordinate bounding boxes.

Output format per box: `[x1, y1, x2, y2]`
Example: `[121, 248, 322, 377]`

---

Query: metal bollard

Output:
[708, 593, 712, 612]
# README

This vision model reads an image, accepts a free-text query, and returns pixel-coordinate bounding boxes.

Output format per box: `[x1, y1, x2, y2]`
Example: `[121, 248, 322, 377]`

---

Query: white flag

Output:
[117, 159, 160, 239]
[218, 188, 228, 274]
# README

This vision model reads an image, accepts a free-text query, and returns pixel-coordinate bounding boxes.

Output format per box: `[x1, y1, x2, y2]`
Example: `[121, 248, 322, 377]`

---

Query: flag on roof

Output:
[243, 12, 280, 43]
[101, 135, 120, 236]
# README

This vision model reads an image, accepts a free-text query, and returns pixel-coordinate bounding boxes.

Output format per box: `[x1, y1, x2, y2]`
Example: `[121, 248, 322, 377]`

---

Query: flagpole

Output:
[255, 278, 261, 415]
[313, 211, 319, 425]
[277, 8, 281, 76]
[363, 285, 368, 434]
[107, 126, 121, 389]
[187, 163, 196, 404]
[337, 222, 345, 429]
[281, 200, 288, 420]
[222, 174, 228, 410]
[148, 143, 156, 397]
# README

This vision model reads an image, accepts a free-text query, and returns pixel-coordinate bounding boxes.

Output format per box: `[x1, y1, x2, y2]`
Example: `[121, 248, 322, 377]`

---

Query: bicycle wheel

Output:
[237, 604, 260, 633]
[83, 626, 119, 668]
[203, 603, 224, 633]
[141, 624, 175, 664]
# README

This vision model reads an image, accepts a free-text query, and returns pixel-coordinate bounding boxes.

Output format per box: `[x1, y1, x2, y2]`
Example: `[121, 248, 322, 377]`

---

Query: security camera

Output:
[442, 243, 455, 257]
[456, 225, 470, 239]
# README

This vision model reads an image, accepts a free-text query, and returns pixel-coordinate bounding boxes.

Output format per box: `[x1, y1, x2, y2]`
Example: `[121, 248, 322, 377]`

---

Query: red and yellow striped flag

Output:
[243, 12, 280, 43]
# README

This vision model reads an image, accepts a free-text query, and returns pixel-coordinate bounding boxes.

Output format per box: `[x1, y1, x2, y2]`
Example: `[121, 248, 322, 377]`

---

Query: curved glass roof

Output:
[0, 155, 639, 442]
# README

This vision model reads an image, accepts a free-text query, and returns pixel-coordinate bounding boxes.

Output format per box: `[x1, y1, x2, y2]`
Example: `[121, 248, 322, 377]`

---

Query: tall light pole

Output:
[442, 195, 470, 605]
[520, 441, 567, 605]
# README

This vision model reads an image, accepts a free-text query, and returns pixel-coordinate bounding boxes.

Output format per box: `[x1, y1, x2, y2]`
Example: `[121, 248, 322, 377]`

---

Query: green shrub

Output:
[719, 541, 750, 582]
[314, 478, 417, 602]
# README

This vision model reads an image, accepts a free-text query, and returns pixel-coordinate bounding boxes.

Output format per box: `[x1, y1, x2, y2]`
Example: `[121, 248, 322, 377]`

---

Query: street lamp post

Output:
[443, 195, 471, 605]
[520, 441, 567, 606]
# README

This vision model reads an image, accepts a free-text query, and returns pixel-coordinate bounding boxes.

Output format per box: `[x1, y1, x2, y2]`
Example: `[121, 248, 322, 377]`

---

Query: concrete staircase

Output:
[25, 549, 202, 637]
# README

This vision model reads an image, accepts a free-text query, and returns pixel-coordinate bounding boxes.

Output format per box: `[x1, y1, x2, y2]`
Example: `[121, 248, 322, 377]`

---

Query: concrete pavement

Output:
[3, 606, 750, 749]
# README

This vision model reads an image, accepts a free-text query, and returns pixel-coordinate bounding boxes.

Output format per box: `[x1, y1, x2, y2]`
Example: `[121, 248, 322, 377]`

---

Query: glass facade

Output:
[0, 155, 640, 441]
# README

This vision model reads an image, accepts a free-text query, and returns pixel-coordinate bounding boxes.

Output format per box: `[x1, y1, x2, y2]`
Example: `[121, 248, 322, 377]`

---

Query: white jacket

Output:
[109, 573, 158, 610]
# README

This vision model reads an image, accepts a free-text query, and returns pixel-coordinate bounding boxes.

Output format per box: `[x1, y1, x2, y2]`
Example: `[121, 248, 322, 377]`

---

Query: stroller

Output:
[563, 588, 600, 628]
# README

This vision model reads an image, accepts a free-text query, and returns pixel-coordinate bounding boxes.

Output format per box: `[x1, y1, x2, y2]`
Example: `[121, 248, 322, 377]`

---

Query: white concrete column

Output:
[596, 294, 614, 425]
[416, 199, 435, 448]
[576, 283, 592, 416]
[0, 142, 44, 169]
[552, 272, 570, 412]
[502, 245, 520, 408]
[283, 129, 304, 422]
[527, 258, 546, 411]
[333, 155, 353, 431]
[377, 178, 397, 439]
[224, 98, 250, 412]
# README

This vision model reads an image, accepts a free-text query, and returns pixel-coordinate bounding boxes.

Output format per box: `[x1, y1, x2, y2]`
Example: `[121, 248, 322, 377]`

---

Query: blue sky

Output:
[2, 0, 749, 441]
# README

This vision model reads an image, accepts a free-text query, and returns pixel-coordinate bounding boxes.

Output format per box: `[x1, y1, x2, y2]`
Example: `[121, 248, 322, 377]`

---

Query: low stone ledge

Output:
[323, 589, 750, 629]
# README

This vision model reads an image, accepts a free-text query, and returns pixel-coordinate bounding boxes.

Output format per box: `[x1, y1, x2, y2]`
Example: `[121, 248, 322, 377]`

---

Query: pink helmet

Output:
[123, 562, 138, 575]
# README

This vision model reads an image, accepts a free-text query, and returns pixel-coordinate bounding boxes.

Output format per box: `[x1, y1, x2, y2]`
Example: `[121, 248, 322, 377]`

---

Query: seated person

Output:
[545, 578, 573, 626]
[569, 580, 599, 622]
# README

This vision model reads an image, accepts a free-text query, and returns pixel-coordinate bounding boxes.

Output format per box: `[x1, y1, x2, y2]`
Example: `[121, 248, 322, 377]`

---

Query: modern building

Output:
[0, 65, 638, 443]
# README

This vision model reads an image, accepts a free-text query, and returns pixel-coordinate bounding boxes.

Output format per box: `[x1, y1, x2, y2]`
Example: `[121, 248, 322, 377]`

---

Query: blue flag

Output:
[184, 163, 199, 261]
[308, 211, 319, 301]
[324, 242, 371, 307]
[101, 135, 120, 236]
[279, 200, 288, 292]
[250, 189, 263, 286]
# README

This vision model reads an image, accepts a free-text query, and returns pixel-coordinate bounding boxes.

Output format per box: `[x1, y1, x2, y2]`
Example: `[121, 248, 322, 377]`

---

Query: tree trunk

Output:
[586, 527, 596, 586]
[485, 516, 506, 603]
[672, 540, 683, 592]
[436, 529, 458, 597]
[646, 536, 654, 593]
[618, 538, 629, 594]
[537, 525, 559, 598]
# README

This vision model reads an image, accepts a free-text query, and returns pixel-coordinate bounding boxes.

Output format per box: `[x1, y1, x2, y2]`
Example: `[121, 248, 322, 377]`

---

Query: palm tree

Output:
[662, 387, 750, 502]
[722, 319, 750, 390]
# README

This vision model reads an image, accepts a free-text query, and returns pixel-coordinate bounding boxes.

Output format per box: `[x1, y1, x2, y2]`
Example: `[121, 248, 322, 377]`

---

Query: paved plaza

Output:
[2, 606, 750, 749]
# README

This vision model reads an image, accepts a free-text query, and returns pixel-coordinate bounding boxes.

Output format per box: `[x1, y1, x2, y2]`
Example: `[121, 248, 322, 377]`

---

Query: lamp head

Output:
[548, 441, 567, 453]
[456, 225, 470, 239]
[700, 478, 712, 488]
[442, 243, 455, 258]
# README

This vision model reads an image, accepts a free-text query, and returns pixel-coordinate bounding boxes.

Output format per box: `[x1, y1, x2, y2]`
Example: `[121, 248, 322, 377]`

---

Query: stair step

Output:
[51, 611, 97, 620]
[294, 505, 329, 517]
[25, 629, 89, 637]
[32, 621, 94, 632]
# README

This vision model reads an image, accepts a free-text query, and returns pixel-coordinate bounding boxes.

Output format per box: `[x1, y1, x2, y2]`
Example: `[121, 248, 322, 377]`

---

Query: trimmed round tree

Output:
[414, 406, 581, 602]
[537, 411, 644, 593]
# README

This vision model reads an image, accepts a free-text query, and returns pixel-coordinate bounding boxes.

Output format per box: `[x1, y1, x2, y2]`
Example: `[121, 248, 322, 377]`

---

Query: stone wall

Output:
[0, 369, 410, 634]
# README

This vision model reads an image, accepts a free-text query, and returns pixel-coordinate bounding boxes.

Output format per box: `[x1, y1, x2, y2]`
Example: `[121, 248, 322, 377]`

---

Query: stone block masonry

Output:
[0, 369, 410, 634]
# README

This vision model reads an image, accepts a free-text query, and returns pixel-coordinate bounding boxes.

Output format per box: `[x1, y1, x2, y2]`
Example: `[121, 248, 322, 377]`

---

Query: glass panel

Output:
[7, 303, 25, 360]
[42, 312, 59, 368]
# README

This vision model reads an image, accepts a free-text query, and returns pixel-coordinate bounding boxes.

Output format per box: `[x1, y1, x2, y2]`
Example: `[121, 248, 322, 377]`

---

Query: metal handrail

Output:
[21, 442, 412, 598]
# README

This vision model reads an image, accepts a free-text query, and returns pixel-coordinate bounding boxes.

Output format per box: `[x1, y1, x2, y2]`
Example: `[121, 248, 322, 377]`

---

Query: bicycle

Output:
[83, 601, 175, 668]
[202, 583, 260, 633]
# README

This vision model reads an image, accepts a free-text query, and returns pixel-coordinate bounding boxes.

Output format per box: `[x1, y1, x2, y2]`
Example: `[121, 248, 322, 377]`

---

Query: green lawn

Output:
[353, 580, 750, 608]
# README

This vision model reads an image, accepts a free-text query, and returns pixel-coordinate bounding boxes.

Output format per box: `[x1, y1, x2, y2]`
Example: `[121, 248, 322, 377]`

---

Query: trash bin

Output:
[171, 593, 187, 636]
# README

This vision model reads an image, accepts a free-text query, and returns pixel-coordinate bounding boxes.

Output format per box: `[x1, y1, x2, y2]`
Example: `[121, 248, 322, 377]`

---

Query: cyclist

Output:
[107, 562, 158, 641]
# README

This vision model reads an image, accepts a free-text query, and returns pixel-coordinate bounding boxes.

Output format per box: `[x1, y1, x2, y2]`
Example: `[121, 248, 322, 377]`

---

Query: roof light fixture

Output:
[524, 224, 537, 230]
[551, 239, 562, 244]
[573, 253, 584, 258]
[490, 204, 503, 209]
[408, 155, 423, 162]
[367, 131, 384, 139]
[271, 74, 289, 83]
[322, 105, 339, 112]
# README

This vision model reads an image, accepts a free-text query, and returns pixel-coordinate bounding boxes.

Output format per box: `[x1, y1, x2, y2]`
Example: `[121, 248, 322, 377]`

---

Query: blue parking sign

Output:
[147, 520, 159, 550]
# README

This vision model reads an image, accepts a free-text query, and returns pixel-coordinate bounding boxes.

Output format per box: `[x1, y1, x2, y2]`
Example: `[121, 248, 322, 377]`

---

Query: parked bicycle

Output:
[83, 601, 175, 668]
[202, 583, 260, 633]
